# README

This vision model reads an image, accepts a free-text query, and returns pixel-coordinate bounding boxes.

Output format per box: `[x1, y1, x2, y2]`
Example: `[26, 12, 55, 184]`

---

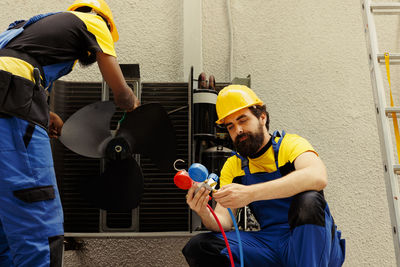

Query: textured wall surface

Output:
[205, 1, 395, 266]
[0, 0, 397, 266]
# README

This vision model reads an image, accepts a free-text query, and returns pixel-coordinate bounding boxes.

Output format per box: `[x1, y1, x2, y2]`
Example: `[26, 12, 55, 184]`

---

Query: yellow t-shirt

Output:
[220, 133, 317, 187]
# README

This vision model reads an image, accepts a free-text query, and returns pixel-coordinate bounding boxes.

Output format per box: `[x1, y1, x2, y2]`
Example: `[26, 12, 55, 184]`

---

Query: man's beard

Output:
[234, 123, 265, 158]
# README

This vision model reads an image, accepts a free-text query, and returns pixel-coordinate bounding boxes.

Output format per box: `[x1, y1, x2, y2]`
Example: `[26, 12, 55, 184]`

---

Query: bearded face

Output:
[233, 122, 265, 158]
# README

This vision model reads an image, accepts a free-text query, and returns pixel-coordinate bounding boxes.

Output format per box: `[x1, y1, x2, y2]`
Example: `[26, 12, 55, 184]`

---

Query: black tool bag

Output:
[0, 69, 49, 130]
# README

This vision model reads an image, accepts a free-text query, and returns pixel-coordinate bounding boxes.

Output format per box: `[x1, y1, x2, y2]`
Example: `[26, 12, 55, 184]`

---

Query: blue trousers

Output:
[0, 117, 63, 267]
[216, 205, 345, 266]
[183, 191, 345, 267]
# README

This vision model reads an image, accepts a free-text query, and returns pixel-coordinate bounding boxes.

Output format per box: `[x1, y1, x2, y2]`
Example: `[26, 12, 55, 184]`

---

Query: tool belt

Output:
[0, 49, 49, 130]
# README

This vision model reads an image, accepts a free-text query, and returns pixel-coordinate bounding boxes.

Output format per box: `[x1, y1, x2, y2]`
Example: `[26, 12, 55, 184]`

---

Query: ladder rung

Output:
[371, 3, 400, 14]
[385, 107, 400, 116]
[394, 165, 400, 174]
[377, 53, 400, 64]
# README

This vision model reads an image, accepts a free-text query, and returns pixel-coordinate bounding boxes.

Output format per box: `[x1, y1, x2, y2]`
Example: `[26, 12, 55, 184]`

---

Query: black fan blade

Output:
[59, 101, 115, 158]
[81, 156, 144, 211]
[116, 103, 177, 171]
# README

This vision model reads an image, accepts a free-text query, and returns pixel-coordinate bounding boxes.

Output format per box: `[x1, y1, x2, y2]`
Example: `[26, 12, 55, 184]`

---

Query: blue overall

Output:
[0, 117, 64, 266]
[214, 131, 345, 266]
[0, 12, 67, 266]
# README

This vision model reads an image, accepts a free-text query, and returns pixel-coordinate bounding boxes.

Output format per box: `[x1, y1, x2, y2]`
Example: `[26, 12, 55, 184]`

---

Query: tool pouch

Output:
[0, 69, 49, 130]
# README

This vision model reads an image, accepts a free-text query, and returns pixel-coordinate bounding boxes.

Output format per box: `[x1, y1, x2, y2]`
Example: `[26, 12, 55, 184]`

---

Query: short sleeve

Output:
[219, 156, 243, 187]
[279, 134, 318, 165]
[69, 11, 116, 57]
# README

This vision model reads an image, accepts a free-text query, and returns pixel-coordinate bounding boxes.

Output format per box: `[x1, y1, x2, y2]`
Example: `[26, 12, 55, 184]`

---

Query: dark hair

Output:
[249, 104, 269, 130]
[78, 50, 97, 67]
[74, 6, 92, 12]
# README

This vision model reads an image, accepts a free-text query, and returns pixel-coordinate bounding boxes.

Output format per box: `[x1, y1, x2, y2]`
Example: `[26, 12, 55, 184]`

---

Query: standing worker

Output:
[182, 85, 346, 266]
[0, 0, 139, 266]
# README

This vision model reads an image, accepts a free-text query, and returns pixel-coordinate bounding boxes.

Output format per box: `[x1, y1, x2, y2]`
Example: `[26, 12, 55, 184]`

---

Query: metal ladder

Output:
[361, 1, 400, 264]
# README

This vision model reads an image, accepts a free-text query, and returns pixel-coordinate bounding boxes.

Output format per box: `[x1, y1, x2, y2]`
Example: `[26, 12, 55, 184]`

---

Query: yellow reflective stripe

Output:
[0, 57, 35, 82]
[72, 59, 78, 70]
[69, 11, 116, 57]
[384, 53, 400, 164]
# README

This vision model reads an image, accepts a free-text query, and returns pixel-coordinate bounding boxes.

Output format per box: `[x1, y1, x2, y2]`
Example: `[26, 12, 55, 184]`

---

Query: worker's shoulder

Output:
[33, 11, 84, 27]
[223, 152, 242, 168]
[220, 153, 244, 181]
[281, 132, 310, 145]
[277, 132, 314, 153]
[279, 132, 317, 158]
[43, 11, 79, 20]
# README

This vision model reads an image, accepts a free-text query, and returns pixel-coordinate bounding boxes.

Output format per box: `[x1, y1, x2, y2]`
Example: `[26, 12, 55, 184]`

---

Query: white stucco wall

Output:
[0, 0, 397, 266]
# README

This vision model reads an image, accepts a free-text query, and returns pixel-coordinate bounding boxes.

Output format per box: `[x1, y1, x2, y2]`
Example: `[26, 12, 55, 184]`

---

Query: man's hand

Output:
[213, 183, 252, 209]
[186, 184, 211, 217]
[126, 94, 140, 112]
[49, 111, 63, 138]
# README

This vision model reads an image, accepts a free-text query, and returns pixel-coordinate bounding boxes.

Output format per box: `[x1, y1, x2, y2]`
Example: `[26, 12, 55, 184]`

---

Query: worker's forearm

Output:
[250, 166, 327, 202]
[197, 210, 220, 231]
[96, 52, 137, 111]
[113, 88, 134, 110]
[198, 210, 231, 232]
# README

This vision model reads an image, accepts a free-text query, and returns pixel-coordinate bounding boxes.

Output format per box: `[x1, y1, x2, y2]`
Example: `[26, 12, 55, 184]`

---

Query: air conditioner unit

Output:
[51, 66, 238, 235]
[51, 64, 190, 233]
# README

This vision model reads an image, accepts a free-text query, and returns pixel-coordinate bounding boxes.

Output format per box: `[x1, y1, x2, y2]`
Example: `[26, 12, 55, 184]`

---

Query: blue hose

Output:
[227, 208, 244, 267]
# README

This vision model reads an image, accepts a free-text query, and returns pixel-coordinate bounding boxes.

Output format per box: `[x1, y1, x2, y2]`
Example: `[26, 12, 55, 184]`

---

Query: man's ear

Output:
[260, 112, 267, 124]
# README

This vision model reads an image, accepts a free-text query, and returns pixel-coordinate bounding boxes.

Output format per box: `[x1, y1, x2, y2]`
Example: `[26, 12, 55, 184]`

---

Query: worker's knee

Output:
[182, 233, 229, 267]
[182, 233, 207, 260]
[288, 190, 326, 229]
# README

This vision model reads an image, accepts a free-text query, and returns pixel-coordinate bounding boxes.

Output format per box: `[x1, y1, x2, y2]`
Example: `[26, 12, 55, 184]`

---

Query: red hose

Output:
[207, 204, 235, 267]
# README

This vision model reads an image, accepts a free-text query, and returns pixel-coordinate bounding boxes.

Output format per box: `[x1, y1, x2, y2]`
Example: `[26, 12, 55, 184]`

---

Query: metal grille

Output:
[139, 83, 189, 232]
[51, 81, 102, 232]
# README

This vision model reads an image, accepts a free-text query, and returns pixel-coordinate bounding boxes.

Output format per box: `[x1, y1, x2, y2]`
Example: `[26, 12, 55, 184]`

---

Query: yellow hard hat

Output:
[215, 85, 264, 124]
[68, 0, 119, 42]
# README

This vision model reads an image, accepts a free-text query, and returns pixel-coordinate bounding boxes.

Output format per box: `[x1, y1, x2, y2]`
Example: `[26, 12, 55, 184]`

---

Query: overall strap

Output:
[231, 151, 251, 176]
[1, 12, 59, 49]
[271, 130, 286, 170]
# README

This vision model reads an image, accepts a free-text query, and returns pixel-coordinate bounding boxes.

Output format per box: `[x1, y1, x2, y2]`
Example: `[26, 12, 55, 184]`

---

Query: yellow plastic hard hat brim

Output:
[215, 101, 264, 124]
[110, 24, 119, 42]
